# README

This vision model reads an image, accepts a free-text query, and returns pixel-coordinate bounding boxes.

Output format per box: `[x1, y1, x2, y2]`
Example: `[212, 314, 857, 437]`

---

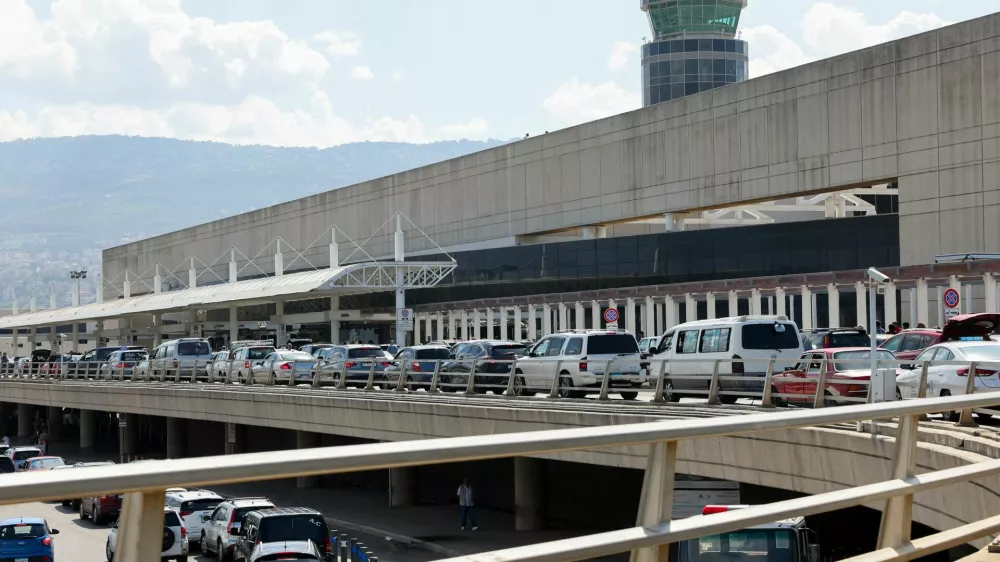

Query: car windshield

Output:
[490, 345, 526, 358]
[827, 332, 871, 348]
[121, 351, 147, 362]
[248, 347, 274, 359]
[279, 352, 315, 361]
[834, 350, 895, 371]
[95, 348, 116, 361]
[0, 524, 46, 540]
[586, 335, 640, 354]
[177, 341, 211, 356]
[181, 499, 221, 513]
[29, 458, 64, 469]
[12, 450, 40, 461]
[164, 511, 181, 526]
[961, 345, 1000, 361]
[415, 348, 451, 360]
[259, 515, 329, 544]
[348, 348, 382, 359]
[678, 529, 797, 562]
[742, 324, 800, 350]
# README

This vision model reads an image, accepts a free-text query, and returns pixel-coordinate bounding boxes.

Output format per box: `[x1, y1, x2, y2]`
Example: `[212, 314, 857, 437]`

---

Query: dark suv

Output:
[234, 508, 332, 562]
[802, 329, 870, 351]
[440, 340, 528, 393]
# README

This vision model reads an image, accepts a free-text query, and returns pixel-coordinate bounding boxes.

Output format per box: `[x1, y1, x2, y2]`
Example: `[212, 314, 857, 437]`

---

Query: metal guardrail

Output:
[3, 394, 1000, 561]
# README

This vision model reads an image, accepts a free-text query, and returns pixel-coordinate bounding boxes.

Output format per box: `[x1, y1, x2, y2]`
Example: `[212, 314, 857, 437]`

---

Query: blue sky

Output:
[1, 0, 997, 146]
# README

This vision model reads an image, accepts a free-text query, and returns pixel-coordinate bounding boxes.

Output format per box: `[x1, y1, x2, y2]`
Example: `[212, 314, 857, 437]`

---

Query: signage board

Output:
[943, 288, 961, 321]
[397, 308, 414, 331]
[602, 307, 619, 327]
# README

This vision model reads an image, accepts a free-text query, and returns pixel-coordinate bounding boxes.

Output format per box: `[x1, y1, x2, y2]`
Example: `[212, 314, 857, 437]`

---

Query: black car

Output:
[234, 507, 332, 562]
[440, 340, 528, 393]
[802, 328, 871, 351]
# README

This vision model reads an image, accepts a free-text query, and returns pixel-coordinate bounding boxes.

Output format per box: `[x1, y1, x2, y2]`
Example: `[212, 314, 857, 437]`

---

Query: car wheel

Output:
[771, 386, 786, 407]
[512, 374, 528, 397]
[940, 390, 961, 421]
[92, 505, 102, 525]
[200, 532, 209, 554]
[558, 373, 584, 398]
[80, 500, 88, 520]
[620, 391, 638, 401]
[106, 538, 114, 562]
[332, 372, 342, 388]
[218, 539, 227, 560]
[60, 499, 69, 507]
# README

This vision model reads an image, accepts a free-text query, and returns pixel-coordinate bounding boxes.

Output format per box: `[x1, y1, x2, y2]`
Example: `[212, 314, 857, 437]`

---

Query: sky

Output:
[0, 0, 997, 147]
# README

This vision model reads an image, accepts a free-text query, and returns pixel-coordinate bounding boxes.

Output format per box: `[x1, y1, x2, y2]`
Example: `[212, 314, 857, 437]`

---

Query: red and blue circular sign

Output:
[944, 288, 960, 309]
[603, 308, 619, 323]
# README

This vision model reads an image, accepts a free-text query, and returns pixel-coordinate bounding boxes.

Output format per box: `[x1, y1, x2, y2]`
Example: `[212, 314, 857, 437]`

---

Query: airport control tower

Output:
[640, 0, 749, 106]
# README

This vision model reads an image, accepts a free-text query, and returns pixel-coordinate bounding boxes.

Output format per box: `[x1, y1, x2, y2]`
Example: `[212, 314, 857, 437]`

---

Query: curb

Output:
[324, 516, 462, 558]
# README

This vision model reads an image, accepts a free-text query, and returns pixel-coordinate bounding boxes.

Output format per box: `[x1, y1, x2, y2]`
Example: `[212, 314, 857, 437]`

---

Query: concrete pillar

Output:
[885, 282, 897, 325]
[46, 407, 62, 442]
[966, 283, 974, 314]
[121, 413, 138, 460]
[626, 298, 636, 334]
[986, 274, 998, 313]
[28, 327, 36, 352]
[71, 323, 79, 353]
[936, 285, 944, 328]
[665, 296, 678, 329]
[514, 457, 545, 531]
[590, 301, 600, 329]
[855, 282, 867, 331]
[499, 308, 508, 340]
[166, 417, 185, 459]
[801, 286, 813, 330]
[330, 298, 340, 344]
[575, 302, 586, 330]
[390, 467, 417, 508]
[542, 304, 552, 335]
[225, 423, 246, 455]
[435, 312, 444, 341]
[916, 278, 929, 327]
[644, 297, 655, 336]
[414, 313, 422, 345]
[17, 404, 32, 437]
[775, 288, 787, 317]
[827, 284, 840, 328]
[460, 310, 469, 340]
[557, 303, 567, 332]
[728, 291, 738, 317]
[448, 311, 457, 341]
[684, 294, 696, 323]
[513, 307, 522, 340]
[751, 288, 762, 315]
[472, 309, 481, 339]
[296, 431, 321, 488]
[11, 329, 17, 358]
[79, 409, 96, 449]
[706, 293, 716, 319]
[527, 306, 536, 341]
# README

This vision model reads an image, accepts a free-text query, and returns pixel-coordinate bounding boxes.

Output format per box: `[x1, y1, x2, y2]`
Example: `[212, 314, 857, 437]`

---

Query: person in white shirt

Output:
[457, 478, 478, 531]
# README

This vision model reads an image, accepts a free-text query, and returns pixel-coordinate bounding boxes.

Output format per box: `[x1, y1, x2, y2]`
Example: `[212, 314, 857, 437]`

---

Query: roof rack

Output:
[230, 340, 275, 348]
[554, 329, 633, 334]
[225, 496, 271, 502]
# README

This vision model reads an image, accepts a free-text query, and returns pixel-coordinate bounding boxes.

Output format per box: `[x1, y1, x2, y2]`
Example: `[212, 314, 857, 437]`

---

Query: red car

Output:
[879, 313, 1000, 361]
[772, 347, 896, 406]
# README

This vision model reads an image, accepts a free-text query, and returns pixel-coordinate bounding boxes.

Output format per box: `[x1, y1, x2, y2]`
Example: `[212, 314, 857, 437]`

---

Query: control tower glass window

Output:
[647, 0, 744, 37]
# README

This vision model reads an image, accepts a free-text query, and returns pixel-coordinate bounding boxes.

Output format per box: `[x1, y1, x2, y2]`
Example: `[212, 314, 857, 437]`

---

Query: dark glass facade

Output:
[642, 38, 749, 106]
[342, 214, 900, 310]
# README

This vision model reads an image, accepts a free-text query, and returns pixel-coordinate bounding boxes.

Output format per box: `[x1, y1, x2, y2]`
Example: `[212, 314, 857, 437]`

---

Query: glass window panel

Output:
[698, 39, 712, 51]
[670, 60, 684, 75]
[684, 59, 698, 75]
[661, 41, 671, 55]
[713, 59, 726, 74]
[684, 39, 698, 52]
[699, 82, 713, 92]
[726, 59, 737, 75]
[660, 85, 672, 102]
[651, 88, 661, 105]
[671, 40, 683, 53]
[651, 63, 660, 78]
[685, 82, 699, 96]
[699, 59, 712, 80]
[713, 39, 726, 52]
[672, 84, 685, 99]
[726, 39, 736, 53]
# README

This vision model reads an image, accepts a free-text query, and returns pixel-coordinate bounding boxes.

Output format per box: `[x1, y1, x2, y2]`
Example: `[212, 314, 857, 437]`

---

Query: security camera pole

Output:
[866, 268, 892, 402]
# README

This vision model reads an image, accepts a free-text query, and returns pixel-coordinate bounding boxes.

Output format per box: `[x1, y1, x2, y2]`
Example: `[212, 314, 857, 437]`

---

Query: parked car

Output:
[880, 313, 1000, 361]
[149, 338, 214, 381]
[232, 508, 332, 562]
[166, 490, 223, 548]
[228, 342, 276, 384]
[299, 343, 335, 358]
[380, 343, 401, 355]
[0, 457, 15, 474]
[5, 446, 42, 471]
[39, 354, 76, 377]
[99, 349, 150, 379]
[896, 341, 1000, 421]
[802, 328, 870, 351]
[515, 330, 643, 399]
[314, 344, 391, 387]
[17, 349, 52, 376]
[106, 508, 188, 562]
[207, 350, 231, 381]
[439, 340, 528, 393]
[248, 351, 319, 385]
[0, 517, 59, 562]
[70, 346, 145, 377]
[648, 316, 804, 403]
[200, 496, 276, 561]
[247, 540, 323, 562]
[21, 456, 65, 472]
[80, 490, 122, 525]
[58, 461, 115, 508]
[384, 345, 452, 390]
[771, 348, 896, 406]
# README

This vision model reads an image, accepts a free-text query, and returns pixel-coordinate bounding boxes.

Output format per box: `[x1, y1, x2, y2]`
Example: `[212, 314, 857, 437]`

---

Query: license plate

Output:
[359, 362, 371, 368]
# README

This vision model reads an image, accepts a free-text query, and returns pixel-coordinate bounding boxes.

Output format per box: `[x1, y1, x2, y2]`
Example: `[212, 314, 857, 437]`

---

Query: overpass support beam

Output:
[166, 417, 185, 459]
[590, 301, 600, 330]
[390, 467, 417, 508]
[684, 294, 695, 323]
[229, 307, 238, 347]
[80, 409, 96, 450]
[121, 413, 138, 461]
[46, 407, 62, 442]
[631, 440, 677, 562]
[17, 403, 32, 437]
[542, 304, 552, 336]
[706, 293, 716, 320]
[515, 457, 545, 531]
[664, 296, 677, 329]
[877, 415, 919, 548]
[296, 431, 321, 488]
[626, 298, 636, 334]
[527, 306, 536, 340]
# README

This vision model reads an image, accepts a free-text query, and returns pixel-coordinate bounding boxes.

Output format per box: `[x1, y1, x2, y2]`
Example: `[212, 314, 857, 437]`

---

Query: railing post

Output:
[312, 366, 323, 388]
[877, 414, 920, 549]
[958, 361, 980, 427]
[651, 359, 668, 403]
[548, 360, 564, 398]
[630, 440, 678, 562]
[706, 360, 721, 405]
[290, 361, 298, 386]
[227, 359, 235, 384]
[266, 366, 275, 386]
[192, 360, 200, 383]
[338, 533, 349, 562]
[174, 362, 181, 383]
[464, 359, 478, 395]
[365, 361, 376, 391]
[119, 360, 126, 382]
[115, 489, 167, 562]
[813, 358, 829, 409]
[597, 359, 613, 401]
[428, 361, 442, 393]
[395, 361, 409, 392]
[760, 358, 776, 408]
[503, 359, 518, 396]
[336, 366, 348, 390]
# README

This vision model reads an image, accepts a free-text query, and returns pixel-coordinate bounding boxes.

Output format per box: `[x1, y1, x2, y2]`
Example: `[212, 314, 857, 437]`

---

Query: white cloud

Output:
[608, 41, 639, 72]
[438, 118, 490, 140]
[390, 70, 405, 83]
[802, 3, 951, 56]
[741, 24, 812, 78]
[350, 66, 374, 80]
[0, 0, 76, 79]
[314, 29, 362, 57]
[543, 79, 640, 125]
[364, 115, 491, 143]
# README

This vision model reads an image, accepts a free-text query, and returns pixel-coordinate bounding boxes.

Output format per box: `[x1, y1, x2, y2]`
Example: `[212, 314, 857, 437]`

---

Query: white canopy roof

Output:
[0, 261, 455, 329]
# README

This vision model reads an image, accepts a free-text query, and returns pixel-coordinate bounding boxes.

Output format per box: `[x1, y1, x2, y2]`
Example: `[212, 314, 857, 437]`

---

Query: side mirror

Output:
[50, 529, 60, 534]
[900, 364, 913, 371]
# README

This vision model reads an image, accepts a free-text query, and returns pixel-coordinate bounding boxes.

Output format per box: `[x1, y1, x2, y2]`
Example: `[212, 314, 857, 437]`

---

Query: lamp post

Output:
[70, 270, 87, 307]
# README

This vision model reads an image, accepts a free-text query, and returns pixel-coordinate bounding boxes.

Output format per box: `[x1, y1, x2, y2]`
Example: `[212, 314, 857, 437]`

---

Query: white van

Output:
[648, 316, 803, 403]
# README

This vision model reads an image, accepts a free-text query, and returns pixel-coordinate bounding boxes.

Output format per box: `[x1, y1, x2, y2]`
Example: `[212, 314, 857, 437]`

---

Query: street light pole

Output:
[70, 270, 87, 307]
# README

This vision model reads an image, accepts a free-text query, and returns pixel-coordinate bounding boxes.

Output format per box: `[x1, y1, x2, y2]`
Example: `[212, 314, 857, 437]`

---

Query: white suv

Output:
[165, 490, 223, 550]
[514, 330, 643, 399]
[106, 508, 189, 561]
[200, 496, 275, 561]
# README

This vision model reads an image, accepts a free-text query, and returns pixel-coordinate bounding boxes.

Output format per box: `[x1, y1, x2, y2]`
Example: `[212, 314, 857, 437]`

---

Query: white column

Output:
[435, 312, 444, 341]
[767, 296, 774, 315]
[985, 274, 998, 313]
[575, 302, 585, 330]
[728, 291, 738, 317]
[775, 288, 787, 317]
[189, 257, 198, 287]
[750, 288, 762, 315]
[273, 243, 283, 278]
[638, 300, 647, 335]
[591, 301, 600, 329]
[230, 248, 239, 283]
[527, 305, 536, 340]
[542, 304, 552, 335]
[801, 286, 813, 330]
[916, 278, 929, 327]
[71, 323, 79, 353]
[558, 303, 568, 332]
[626, 298, 637, 334]
[644, 297, 655, 336]
[414, 313, 423, 344]
[706, 293, 717, 319]
[885, 282, 897, 325]
[665, 296, 678, 328]
[827, 284, 840, 328]
[909, 288, 918, 327]
[789, 291, 795, 322]
[513, 307, 523, 340]
[936, 286, 944, 327]
[966, 283, 974, 314]
[473, 309, 482, 339]
[229, 306, 239, 347]
[607, 300, 617, 328]
[483, 308, 492, 340]
[499, 307, 508, 340]
[684, 294, 696, 323]
[460, 310, 469, 340]
[855, 282, 867, 330]
[448, 312, 457, 341]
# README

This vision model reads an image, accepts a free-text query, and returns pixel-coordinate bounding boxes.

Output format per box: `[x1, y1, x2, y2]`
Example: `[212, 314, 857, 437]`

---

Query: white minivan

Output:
[648, 316, 803, 403]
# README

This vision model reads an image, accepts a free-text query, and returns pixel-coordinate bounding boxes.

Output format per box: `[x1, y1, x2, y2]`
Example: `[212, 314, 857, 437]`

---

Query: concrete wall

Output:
[102, 13, 1000, 288]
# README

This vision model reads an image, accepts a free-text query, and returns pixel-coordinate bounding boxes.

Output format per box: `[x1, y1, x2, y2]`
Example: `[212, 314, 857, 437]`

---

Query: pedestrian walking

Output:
[38, 428, 48, 455]
[457, 478, 478, 531]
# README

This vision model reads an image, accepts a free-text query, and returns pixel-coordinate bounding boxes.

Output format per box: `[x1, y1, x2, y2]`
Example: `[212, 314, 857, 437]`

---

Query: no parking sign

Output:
[603, 307, 619, 329]
[943, 288, 961, 321]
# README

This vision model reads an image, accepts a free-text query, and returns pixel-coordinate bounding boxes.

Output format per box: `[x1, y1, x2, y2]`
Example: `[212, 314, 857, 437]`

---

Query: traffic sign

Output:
[397, 308, 414, 331]
[603, 307, 619, 325]
[944, 288, 960, 309]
